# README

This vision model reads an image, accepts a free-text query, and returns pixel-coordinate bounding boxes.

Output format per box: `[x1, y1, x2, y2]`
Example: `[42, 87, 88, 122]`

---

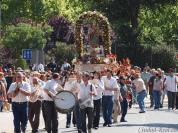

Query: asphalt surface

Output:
[0, 97, 178, 133]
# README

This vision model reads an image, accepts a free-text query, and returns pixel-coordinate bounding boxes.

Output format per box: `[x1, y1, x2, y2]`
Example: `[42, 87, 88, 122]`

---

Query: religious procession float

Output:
[72, 11, 131, 75]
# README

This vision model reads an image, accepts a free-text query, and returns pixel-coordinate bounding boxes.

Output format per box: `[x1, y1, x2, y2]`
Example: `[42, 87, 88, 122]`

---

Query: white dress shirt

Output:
[30, 84, 44, 98]
[78, 82, 97, 103]
[43, 79, 59, 101]
[64, 81, 73, 91]
[8, 81, 31, 102]
[102, 76, 119, 96]
[90, 79, 104, 100]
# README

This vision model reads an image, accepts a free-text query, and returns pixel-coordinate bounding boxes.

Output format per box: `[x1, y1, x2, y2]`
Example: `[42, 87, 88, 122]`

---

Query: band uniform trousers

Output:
[42, 101, 47, 129]
[28, 100, 41, 132]
[43, 101, 58, 133]
[12, 102, 28, 133]
[93, 99, 101, 128]
[80, 107, 93, 133]
[73, 101, 82, 132]
[66, 111, 76, 126]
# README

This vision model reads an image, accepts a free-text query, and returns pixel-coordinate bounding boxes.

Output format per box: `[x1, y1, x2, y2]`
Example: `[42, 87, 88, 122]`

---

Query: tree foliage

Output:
[1, 0, 178, 69]
[2, 23, 52, 58]
[138, 3, 178, 47]
[47, 42, 77, 65]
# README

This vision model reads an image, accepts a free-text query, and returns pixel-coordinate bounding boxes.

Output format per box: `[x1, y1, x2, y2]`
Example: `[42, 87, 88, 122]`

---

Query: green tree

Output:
[1, 0, 92, 25]
[138, 3, 178, 47]
[1, 0, 47, 24]
[47, 42, 77, 65]
[2, 23, 52, 58]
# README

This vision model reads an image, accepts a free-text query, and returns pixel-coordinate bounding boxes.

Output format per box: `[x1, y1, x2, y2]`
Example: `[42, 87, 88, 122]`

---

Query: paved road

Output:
[0, 98, 178, 133]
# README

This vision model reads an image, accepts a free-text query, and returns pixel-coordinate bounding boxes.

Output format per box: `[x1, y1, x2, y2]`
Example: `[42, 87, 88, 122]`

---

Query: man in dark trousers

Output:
[43, 73, 61, 133]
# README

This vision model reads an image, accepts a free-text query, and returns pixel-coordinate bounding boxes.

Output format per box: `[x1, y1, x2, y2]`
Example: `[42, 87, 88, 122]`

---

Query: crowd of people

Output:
[0, 61, 178, 133]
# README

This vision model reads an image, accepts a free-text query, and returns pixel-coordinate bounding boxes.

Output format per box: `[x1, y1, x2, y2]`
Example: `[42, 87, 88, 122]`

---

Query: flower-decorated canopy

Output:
[75, 11, 111, 57]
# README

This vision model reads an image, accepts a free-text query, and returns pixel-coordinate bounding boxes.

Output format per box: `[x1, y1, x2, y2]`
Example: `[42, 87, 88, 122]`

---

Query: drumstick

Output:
[55, 97, 65, 101]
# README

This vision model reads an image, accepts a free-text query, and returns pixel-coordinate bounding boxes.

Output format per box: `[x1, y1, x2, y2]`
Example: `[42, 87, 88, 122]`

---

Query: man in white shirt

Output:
[7, 72, 31, 133]
[29, 77, 44, 133]
[164, 68, 178, 110]
[78, 72, 97, 133]
[92, 72, 104, 129]
[102, 70, 119, 127]
[43, 73, 60, 133]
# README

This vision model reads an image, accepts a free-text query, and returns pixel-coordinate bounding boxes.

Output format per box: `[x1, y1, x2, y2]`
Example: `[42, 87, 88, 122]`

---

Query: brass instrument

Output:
[29, 85, 44, 103]
[56, 84, 64, 92]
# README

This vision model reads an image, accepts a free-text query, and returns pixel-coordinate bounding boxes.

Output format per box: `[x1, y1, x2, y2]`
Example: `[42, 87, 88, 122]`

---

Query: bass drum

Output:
[54, 90, 76, 114]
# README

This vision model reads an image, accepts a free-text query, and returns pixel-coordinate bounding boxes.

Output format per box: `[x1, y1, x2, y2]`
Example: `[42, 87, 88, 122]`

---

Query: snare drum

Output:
[54, 90, 76, 114]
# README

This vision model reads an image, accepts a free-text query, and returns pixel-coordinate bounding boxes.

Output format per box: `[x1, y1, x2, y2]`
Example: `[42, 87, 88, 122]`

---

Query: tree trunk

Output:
[127, 0, 140, 46]
[128, 0, 140, 29]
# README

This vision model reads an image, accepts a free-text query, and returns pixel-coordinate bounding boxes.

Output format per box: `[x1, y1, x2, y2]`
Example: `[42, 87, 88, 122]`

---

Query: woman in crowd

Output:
[133, 72, 147, 113]
[152, 72, 163, 110]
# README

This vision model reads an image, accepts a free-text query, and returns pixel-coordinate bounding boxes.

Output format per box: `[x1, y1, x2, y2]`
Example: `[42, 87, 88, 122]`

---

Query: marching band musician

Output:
[72, 72, 83, 133]
[43, 73, 61, 133]
[63, 72, 76, 128]
[78, 72, 97, 133]
[7, 72, 31, 133]
[102, 69, 120, 127]
[91, 72, 104, 129]
[29, 77, 44, 133]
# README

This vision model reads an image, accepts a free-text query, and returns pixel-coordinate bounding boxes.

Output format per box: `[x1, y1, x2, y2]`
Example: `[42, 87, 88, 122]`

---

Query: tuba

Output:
[29, 86, 43, 103]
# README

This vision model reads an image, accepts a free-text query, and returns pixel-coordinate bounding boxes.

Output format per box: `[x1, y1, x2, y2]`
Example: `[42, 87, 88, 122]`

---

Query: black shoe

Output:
[154, 108, 159, 110]
[94, 127, 98, 130]
[32, 129, 38, 133]
[78, 129, 82, 133]
[120, 119, 127, 122]
[103, 123, 107, 127]
[66, 124, 70, 128]
[139, 110, 146, 113]
[73, 124, 76, 127]
[108, 124, 112, 127]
